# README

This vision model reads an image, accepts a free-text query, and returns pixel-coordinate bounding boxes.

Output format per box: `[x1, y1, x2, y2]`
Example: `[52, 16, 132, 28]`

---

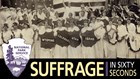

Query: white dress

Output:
[53, 27, 68, 58]
[127, 23, 138, 58]
[37, 12, 46, 20]
[5, 18, 14, 29]
[21, 28, 34, 58]
[50, 11, 56, 21]
[94, 21, 106, 58]
[27, 12, 34, 26]
[13, 29, 22, 38]
[104, 24, 117, 58]
[68, 26, 82, 58]
[17, 11, 24, 20]
[2, 30, 13, 43]
[63, 7, 75, 20]
[117, 25, 129, 58]
[136, 25, 140, 58]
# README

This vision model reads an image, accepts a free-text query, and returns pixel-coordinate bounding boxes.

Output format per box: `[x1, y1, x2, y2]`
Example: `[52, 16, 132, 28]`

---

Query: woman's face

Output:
[109, 21, 112, 25]
[127, 20, 131, 24]
[92, 18, 96, 22]
[3, 24, 8, 31]
[96, 19, 100, 22]
[23, 15, 27, 20]
[69, 13, 73, 18]
[118, 21, 122, 25]
[34, 15, 38, 19]
[13, 25, 18, 30]
[84, 22, 88, 26]
[24, 24, 28, 28]
[81, 11, 85, 16]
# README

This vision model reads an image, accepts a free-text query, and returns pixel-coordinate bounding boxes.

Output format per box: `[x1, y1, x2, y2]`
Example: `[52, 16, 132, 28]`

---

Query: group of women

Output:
[0, 4, 140, 59]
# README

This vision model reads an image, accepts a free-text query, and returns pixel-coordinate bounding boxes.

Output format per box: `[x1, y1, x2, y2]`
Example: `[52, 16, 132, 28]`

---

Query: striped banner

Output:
[53, 0, 106, 17]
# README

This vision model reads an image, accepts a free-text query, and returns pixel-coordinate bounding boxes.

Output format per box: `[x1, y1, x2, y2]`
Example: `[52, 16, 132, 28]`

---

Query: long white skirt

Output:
[82, 45, 96, 58]
[40, 48, 54, 58]
[34, 40, 40, 58]
[135, 34, 140, 58]
[30, 43, 35, 59]
[128, 50, 136, 58]
[54, 45, 68, 58]
[0, 46, 3, 58]
[136, 51, 140, 58]
[116, 40, 129, 58]
[24, 39, 34, 58]
[68, 45, 82, 58]
[104, 41, 117, 58]
[128, 50, 140, 59]
[137, 34, 140, 48]
[128, 36, 140, 58]
[94, 39, 105, 58]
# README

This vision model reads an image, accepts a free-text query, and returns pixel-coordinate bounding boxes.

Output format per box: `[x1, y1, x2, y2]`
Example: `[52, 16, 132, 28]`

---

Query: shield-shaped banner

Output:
[2, 38, 31, 77]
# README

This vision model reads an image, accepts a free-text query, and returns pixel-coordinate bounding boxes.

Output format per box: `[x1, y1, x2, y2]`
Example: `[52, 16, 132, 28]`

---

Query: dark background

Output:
[0, 59, 140, 79]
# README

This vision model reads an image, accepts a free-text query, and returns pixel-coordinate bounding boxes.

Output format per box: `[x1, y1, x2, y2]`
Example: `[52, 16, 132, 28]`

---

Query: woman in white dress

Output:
[21, 23, 34, 58]
[135, 19, 140, 58]
[116, 19, 129, 58]
[31, 15, 42, 58]
[93, 18, 106, 58]
[38, 21, 55, 58]
[68, 20, 82, 58]
[104, 20, 117, 58]
[54, 20, 69, 58]
[1, 23, 13, 58]
[126, 19, 139, 58]
[81, 20, 98, 58]
[62, 0, 74, 20]
[1, 23, 13, 44]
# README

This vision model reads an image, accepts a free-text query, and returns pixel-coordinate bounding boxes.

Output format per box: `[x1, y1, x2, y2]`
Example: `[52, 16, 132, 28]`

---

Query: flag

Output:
[53, 0, 106, 17]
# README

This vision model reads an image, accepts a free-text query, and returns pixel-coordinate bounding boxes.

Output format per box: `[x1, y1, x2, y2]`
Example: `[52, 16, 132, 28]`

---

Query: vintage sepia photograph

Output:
[0, 0, 140, 59]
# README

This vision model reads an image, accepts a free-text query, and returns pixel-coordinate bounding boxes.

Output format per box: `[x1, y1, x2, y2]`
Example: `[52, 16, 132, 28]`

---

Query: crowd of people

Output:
[0, 1, 140, 59]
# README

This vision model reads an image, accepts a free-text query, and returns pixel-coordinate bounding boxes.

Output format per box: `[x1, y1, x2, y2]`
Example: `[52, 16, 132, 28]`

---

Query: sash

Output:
[57, 34, 69, 42]
[40, 32, 55, 49]
[56, 30, 69, 47]
[127, 36, 140, 52]
[82, 30, 99, 47]
[69, 31, 81, 47]
[106, 28, 117, 45]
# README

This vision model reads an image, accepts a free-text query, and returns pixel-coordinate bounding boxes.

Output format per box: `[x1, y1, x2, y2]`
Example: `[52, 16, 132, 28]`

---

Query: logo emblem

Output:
[2, 38, 31, 77]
